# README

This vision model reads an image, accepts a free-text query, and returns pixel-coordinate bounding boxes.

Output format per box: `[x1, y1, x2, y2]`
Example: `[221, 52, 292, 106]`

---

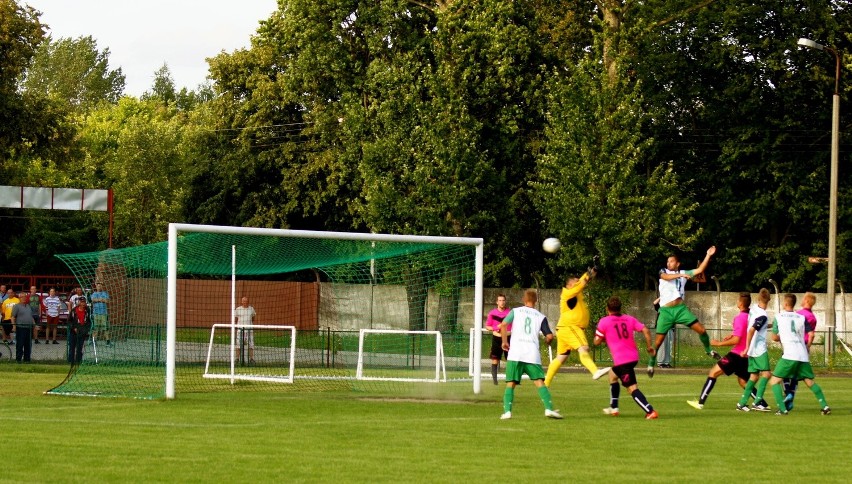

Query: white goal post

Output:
[356, 329, 447, 382]
[203, 323, 297, 384]
[166, 223, 485, 399]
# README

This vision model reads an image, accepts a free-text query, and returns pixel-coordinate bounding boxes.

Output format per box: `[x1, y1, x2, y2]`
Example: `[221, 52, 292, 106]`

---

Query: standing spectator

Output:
[68, 298, 92, 364]
[90, 283, 111, 345]
[68, 287, 85, 312]
[485, 294, 511, 385]
[0, 285, 7, 303]
[2, 288, 20, 344]
[234, 296, 257, 364]
[25, 286, 41, 344]
[11, 290, 36, 362]
[594, 296, 659, 419]
[43, 288, 62, 344]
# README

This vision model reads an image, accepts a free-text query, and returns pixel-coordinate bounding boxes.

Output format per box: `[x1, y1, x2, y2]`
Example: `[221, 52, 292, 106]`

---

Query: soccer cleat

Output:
[821, 406, 831, 415]
[602, 407, 620, 416]
[784, 393, 795, 412]
[687, 400, 703, 410]
[751, 403, 771, 412]
[500, 411, 512, 420]
[775, 410, 788, 416]
[645, 410, 659, 420]
[658, 363, 672, 368]
[593, 367, 611, 380]
[545, 409, 563, 419]
[736, 403, 750, 412]
[647, 366, 655, 378]
[708, 350, 722, 360]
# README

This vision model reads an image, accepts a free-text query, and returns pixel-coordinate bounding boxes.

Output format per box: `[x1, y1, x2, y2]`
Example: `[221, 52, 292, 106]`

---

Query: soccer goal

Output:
[203, 324, 297, 384]
[49, 223, 485, 399]
[356, 329, 447, 382]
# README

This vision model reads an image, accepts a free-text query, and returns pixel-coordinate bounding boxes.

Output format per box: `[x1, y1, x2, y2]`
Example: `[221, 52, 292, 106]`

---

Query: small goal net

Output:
[203, 324, 296, 384]
[48, 224, 484, 399]
[356, 330, 447, 382]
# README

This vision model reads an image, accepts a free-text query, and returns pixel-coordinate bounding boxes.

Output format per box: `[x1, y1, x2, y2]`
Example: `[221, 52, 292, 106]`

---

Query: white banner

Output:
[0, 186, 111, 211]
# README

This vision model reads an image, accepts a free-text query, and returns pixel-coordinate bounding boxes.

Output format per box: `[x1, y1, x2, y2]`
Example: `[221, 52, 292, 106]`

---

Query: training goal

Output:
[49, 223, 485, 399]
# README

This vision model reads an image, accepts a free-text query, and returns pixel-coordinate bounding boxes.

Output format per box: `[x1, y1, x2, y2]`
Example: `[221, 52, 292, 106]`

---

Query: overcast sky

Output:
[24, 0, 278, 96]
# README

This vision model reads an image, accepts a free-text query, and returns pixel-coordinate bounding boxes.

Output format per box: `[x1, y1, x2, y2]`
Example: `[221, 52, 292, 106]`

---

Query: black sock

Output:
[699, 377, 717, 404]
[610, 382, 620, 408]
[631, 388, 654, 413]
[491, 364, 498, 383]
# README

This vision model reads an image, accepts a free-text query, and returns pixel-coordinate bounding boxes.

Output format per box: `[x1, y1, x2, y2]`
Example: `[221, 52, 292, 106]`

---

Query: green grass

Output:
[1, 363, 850, 483]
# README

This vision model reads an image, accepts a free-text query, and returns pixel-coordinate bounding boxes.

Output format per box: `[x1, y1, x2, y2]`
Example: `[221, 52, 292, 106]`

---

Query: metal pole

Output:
[768, 279, 780, 315]
[711, 276, 721, 333]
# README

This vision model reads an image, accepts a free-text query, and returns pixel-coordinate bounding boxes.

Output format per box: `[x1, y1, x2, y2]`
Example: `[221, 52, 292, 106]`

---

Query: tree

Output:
[21, 35, 125, 112]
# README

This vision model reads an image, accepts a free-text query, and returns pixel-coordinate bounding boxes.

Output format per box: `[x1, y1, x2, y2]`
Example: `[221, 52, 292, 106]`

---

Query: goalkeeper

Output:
[545, 259, 611, 387]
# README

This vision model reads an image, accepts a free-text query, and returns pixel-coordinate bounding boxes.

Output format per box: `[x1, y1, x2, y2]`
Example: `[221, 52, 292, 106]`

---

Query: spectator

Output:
[11, 290, 36, 363]
[68, 297, 92, 364]
[90, 283, 110, 345]
[2, 288, 19, 344]
[25, 286, 42, 344]
[0, 285, 7, 303]
[68, 287, 85, 312]
[234, 296, 257, 364]
[43, 288, 62, 344]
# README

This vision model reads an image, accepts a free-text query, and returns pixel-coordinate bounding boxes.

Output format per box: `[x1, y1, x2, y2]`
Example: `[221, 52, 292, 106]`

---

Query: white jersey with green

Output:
[746, 305, 770, 357]
[658, 269, 695, 305]
[503, 306, 551, 365]
[772, 310, 809, 362]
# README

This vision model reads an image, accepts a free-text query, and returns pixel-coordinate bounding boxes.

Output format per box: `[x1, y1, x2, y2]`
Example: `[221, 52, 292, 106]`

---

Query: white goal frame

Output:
[356, 329, 447, 382]
[203, 323, 297, 384]
[166, 223, 485, 399]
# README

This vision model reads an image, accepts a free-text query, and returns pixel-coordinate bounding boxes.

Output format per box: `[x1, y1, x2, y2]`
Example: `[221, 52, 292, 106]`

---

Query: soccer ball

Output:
[542, 238, 561, 253]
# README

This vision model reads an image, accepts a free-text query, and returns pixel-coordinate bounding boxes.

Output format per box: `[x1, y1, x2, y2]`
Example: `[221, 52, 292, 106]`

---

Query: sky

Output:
[24, 0, 278, 96]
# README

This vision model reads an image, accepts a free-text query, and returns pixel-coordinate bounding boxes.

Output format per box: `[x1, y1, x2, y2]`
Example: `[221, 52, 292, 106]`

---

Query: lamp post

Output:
[797, 38, 841, 344]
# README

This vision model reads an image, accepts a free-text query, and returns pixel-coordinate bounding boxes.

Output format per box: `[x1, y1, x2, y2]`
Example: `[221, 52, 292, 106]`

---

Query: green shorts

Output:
[748, 353, 771, 373]
[656, 304, 699, 334]
[505, 360, 545, 384]
[772, 358, 815, 380]
[93, 314, 109, 330]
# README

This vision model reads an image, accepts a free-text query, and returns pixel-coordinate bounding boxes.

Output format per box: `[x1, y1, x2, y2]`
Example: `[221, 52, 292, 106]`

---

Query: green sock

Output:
[537, 385, 554, 411]
[755, 376, 768, 400]
[503, 387, 514, 413]
[810, 383, 828, 407]
[771, 383, 785, 410]
[698, 333, 711, 353]
[739, 380, 756, 406]
[649, 354, 657, 367]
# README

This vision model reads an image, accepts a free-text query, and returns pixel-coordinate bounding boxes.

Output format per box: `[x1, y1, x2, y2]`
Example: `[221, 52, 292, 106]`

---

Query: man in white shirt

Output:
[234, 296, 257, 364]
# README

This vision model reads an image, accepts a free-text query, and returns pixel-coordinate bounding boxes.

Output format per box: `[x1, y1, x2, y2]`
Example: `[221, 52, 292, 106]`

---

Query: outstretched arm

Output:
[641, 327, 656, 356]
[692, 246, 716, 276]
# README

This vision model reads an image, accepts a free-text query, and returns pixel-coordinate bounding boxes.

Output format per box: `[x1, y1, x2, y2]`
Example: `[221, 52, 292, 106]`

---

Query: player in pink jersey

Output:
[688, 292, 752, 410]
[785, 292, 817, 410]
[485, 294, 511, 385]
[593, 296, 658, 419]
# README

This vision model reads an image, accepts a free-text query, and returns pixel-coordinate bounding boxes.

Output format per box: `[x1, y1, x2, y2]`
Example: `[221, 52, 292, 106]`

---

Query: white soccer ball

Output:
[542, 237, 561, 253]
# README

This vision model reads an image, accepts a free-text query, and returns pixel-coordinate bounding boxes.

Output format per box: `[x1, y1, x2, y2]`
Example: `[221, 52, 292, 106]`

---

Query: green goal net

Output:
[49, 224, 484, 399]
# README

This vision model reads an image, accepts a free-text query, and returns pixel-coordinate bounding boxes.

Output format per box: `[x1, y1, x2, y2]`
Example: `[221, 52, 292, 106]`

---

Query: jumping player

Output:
[485, 294, 511, 385]
[687, 292, 751, 410]
[769, 293, 830, 415]
[648, 246, 719, 377]
[544, 268, 610, 387]
[736, 288, 773, 411]
[500, 289, 562, 420]
[593, 296, 658, 419]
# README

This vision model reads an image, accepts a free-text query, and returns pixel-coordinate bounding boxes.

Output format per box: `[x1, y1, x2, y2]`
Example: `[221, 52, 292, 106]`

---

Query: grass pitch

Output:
[1, 364, 850, 483]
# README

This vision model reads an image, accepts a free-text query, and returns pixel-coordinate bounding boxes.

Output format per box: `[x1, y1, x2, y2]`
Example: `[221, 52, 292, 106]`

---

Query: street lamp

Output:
[797, 37, 841, 340]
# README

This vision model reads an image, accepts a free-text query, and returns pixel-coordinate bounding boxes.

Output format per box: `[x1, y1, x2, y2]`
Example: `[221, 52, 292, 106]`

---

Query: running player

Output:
[736, 288, 773, 411]
[544, 267, 610, 386]
[485, 294, 511, 385]
[769, 293, 830, 415]
[784, 292, 817, 410]
[594, 296, 658, 419]
[648, 246, 719, 377]
[687, 292, 751, 410]
[500, 289, 562, 420]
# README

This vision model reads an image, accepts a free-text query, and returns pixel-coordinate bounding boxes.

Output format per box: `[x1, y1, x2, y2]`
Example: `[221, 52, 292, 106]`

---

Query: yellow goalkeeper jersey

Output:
[557, 272, 590, 329]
